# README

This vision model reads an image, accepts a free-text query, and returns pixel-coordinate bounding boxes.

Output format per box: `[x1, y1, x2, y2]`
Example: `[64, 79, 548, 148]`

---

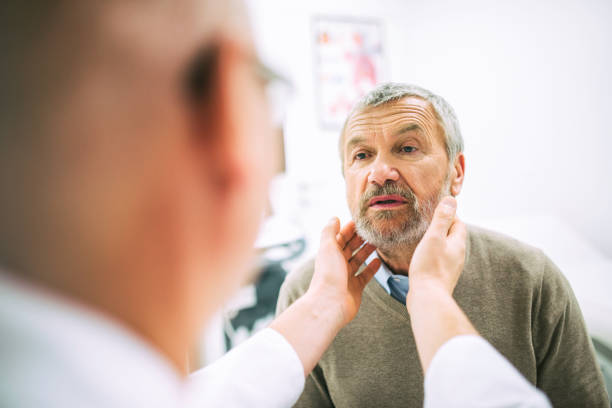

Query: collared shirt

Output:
[366, 251, 394, 295]
[367, 251, 404, 295]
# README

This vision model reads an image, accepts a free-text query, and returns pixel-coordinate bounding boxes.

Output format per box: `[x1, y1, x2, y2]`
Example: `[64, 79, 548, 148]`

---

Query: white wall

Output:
[246, 0, 612, 258]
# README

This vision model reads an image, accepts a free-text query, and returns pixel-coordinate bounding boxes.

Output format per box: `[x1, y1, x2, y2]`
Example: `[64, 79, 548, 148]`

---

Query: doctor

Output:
[0, 1, 551, 407]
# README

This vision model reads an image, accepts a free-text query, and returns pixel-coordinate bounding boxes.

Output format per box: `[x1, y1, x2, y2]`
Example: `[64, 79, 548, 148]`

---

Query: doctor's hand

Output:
[408, 196, 467, 298]
[307, 218, 381, 327]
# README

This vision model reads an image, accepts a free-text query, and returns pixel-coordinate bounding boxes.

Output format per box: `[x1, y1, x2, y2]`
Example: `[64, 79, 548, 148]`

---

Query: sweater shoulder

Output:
[285, 258, 315, 292]
[466, 225, 573, 297]
[466, 224, 552, 284]
[467, 224, 541, 257]
[276, 258, 315, 313]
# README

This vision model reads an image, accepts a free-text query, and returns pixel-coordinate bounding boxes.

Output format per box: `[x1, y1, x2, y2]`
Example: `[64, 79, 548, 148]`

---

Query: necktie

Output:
[387, 275, 410, 305]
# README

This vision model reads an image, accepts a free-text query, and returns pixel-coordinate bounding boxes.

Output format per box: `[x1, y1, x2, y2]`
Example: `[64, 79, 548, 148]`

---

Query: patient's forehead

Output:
[343, 97, 442, 145]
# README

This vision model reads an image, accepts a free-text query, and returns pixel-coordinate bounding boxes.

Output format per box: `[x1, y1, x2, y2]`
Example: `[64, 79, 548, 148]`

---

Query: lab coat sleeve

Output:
[188, 328, 305, 408]
[424, 335, 552, 408]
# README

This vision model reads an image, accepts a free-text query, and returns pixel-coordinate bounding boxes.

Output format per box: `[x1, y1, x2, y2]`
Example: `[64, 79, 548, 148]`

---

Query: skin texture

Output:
[342, 97, 466, 275]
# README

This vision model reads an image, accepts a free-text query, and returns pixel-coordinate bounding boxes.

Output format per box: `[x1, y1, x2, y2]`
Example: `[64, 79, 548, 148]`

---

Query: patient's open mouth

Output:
[368, 194, 408, 209]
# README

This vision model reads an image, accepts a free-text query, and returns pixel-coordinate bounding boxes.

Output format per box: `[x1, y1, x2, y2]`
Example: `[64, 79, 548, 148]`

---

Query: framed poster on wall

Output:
[313, 16, 386, 129]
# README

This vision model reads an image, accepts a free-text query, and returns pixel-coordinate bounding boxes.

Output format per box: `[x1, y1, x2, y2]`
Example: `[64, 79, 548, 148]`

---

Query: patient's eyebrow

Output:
[345, 136, 368, 152]
[394, 124, 422, 136]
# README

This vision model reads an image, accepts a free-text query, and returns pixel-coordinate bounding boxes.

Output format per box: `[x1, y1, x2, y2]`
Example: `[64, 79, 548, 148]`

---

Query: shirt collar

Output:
[367, 251, 398, 295]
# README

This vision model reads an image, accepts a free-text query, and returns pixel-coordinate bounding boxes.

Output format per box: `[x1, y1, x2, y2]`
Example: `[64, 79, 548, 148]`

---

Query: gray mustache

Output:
[359, 183, 417, 211]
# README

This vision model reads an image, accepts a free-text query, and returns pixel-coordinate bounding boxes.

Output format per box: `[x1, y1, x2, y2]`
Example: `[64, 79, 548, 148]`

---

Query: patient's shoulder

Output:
[467, 224, 545, 260]
[276, 258, 315, 311]
[466, 224, 558, 283]
[285, 258, 315, 291]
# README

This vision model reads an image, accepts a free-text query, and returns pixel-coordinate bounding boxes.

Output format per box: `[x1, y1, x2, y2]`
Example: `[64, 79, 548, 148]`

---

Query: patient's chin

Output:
[355, 214, 429, 250]
[371, 222, 403, 237]
[368, 213, 411, 230]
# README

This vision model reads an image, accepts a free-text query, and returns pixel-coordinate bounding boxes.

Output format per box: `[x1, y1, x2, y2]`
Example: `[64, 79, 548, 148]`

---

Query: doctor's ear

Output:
[449, 153, 465, 197]
[184, 39, 247, 194]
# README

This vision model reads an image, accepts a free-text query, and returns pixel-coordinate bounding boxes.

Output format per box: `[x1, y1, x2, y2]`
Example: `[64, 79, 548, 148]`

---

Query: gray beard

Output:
[352, 180, 450, 252]
[354, 197, 434, 252]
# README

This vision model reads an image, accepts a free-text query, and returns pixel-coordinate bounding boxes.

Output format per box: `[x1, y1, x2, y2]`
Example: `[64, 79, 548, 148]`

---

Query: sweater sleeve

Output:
[532, 251, 610, 408]
[276, 262, 335, 407]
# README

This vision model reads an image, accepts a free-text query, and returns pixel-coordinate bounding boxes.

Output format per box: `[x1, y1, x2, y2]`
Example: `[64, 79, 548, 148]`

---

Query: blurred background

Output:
[197, 0, 612, 393]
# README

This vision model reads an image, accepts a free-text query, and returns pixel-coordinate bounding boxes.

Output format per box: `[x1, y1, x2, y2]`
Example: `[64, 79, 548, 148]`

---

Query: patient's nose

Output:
[368, 160, 400, 186]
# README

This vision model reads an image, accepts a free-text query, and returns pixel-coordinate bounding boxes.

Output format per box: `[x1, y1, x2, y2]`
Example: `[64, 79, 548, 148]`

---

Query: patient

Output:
[277, 83, 609, 408]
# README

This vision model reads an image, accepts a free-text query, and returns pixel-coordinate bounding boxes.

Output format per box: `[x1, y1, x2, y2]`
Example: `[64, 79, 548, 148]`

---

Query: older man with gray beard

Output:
[277, 83, 609, 408]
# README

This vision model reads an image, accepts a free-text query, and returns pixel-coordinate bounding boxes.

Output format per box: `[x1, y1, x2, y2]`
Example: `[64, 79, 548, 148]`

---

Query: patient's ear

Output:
[449, 153, 465, 196]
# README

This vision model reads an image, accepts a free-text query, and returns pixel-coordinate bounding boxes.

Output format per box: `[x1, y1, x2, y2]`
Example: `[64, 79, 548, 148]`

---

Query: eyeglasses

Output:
[184, 44, 292, 125]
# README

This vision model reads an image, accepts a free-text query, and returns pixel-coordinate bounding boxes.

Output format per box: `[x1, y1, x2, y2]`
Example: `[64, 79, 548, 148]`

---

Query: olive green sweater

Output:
[276, 225, 609, 408]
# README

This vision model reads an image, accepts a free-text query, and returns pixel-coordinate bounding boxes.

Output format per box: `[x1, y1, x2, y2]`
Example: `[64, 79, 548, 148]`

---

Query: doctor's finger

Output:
[321, 217, 341, 246]
[349, 243, 376, 271]
[335, 220, 356, 249]
[343, 234, 365, 259]
[356, 258, 381, 288]
[447, 217, 467, 254]
[426, 196, 457, 239]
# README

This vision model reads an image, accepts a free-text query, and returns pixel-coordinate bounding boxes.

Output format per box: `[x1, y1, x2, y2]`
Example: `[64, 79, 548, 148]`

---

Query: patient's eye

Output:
[401, 145, 417, 153]
[355, 152, 369, 160]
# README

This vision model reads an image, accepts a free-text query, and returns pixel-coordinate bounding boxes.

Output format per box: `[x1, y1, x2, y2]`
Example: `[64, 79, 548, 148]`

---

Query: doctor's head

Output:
[0, 0, 276, 371]
[340, 83, 466, 252]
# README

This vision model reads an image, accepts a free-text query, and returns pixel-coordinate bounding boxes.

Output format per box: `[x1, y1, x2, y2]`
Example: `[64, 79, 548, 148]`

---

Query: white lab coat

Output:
[0, 270, 303, 408]
[0, 270, 550, 407]
[425, 336, 551, 408]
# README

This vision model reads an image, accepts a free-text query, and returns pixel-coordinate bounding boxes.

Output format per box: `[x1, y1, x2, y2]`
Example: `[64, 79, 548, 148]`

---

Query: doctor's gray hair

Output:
[339, 82, 464, 167]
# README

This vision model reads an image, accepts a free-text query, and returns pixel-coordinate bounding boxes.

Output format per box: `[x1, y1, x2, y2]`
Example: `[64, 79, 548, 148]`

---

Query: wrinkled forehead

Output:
[344, 96, 441, 143]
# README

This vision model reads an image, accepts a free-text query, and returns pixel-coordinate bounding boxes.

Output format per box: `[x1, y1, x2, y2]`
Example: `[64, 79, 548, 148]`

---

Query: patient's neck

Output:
[376, 243, 418, 277]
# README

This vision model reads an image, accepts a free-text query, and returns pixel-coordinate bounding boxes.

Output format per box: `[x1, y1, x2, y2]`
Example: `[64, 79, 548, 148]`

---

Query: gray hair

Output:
[340, 82, 464, 166]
